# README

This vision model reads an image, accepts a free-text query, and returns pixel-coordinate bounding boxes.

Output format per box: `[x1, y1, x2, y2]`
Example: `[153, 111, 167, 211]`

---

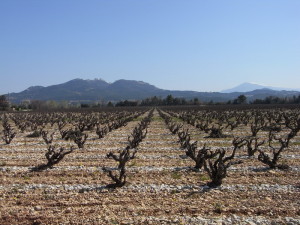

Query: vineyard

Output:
[0, 107, 299, 224]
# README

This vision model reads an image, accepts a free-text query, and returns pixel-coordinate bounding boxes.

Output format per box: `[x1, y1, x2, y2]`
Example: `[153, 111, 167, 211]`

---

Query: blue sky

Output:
[1, 0, 299, 94]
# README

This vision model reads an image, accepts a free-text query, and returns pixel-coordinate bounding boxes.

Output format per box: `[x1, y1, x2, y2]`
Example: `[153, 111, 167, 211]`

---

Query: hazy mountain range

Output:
[221, 82, 300, 93]
[7, 79, 300, 103]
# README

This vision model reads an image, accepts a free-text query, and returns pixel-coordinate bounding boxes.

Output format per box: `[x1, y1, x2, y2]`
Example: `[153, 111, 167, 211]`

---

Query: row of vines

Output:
[1, 107, 299, 189]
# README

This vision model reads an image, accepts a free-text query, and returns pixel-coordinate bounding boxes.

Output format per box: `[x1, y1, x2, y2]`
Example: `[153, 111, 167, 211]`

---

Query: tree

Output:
[0, 95, 9, 110]
[115, 100, 138, 107]
[165, 95, 174, 105]
[30, 100, 45, 110]
[80, 103, 90, 108]
[107, 101, 114, 107]
[233, 95, 247, 104]
[193, 98, 200, 105]
[46, 100, 58, 109]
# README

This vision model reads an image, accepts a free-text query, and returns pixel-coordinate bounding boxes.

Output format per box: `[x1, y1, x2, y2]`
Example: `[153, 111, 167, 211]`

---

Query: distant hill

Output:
[8, 78, 300, 103]
[9, 78, 168, 103]
[221, 82, 300, 93]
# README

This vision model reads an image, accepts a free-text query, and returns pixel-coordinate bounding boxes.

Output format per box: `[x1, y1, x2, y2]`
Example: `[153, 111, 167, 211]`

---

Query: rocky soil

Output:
[0, 110, 299, 224]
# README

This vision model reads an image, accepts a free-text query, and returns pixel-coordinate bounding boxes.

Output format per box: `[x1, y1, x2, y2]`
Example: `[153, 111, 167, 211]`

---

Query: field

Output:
[0, 107, 299, 224]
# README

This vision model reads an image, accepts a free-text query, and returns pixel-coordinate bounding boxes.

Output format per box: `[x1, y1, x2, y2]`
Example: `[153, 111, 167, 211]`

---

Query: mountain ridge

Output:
[7, 79, 300, 103]
[221, 82, 300, 93]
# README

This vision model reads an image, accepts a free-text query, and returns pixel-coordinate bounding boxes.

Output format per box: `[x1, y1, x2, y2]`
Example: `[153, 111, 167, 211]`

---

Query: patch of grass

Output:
[127, 174, 134, 180]
[110, 219, 119, 224]
[59, 177, 66, 182]
[0, 161, 7, 167]
[171, 171, 182, 179]
[152, 116, 163, 121]
[91, 171, 100, 179]
[160, 169, 169, 176]
[128, 160, 138, 167]
[199, 174, 210, 181]
[22, 175, 31, 180]
[171, 190, 180, 194]
[132, 117, 143, 122]
[291, 141, 300, 146]
[172, 117, 183, 122]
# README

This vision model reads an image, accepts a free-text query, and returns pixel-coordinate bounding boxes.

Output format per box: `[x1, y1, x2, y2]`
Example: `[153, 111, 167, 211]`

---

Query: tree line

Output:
[115, 95, 201, 107]
[116, 94, 300, 107]
[1, 93, 300, 111]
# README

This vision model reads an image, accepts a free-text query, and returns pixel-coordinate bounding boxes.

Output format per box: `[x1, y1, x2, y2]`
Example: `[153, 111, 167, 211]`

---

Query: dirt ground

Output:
[0, 110, 299, 224]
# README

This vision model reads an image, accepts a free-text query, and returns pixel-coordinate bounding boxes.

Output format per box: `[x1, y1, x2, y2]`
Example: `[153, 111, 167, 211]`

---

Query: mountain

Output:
[9, 78, 167, 103]
[221, 82, 300, 93]
[105, 79, 166, 99]
[14, 79, 110, 102]
[8, 79, 300, 103]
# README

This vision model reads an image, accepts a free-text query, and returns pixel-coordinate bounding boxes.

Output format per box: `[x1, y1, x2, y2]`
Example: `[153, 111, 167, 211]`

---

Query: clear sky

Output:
[1, 0, 299, 94]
